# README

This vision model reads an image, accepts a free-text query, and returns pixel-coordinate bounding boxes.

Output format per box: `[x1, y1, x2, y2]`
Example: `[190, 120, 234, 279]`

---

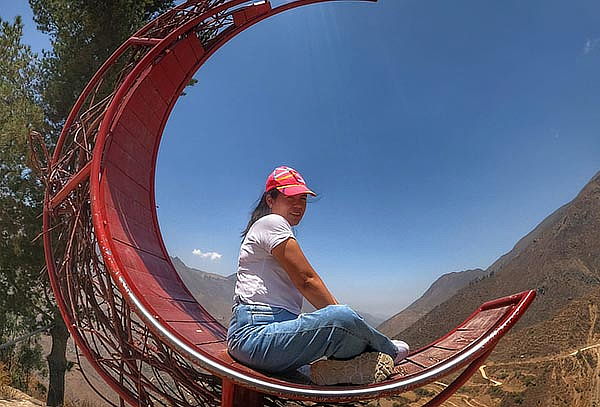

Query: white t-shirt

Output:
[234, 214, 303, 315]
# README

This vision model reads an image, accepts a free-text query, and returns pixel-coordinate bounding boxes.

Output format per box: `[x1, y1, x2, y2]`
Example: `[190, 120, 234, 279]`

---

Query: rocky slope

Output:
[173, 256, 385, 327]
[394, 171, 600, 406]
[399, 171, 600, 349]
[377, 268, 486, 338]
[171, 256, 236, 324]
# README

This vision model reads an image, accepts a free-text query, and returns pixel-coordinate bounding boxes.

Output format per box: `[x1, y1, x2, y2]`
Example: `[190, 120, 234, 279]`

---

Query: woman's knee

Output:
[323, 304, 365, 330]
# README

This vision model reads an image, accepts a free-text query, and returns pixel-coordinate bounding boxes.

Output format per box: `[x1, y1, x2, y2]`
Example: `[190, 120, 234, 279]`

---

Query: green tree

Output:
[0, 15, 48, 395]
[23, 1, 173, 405]
[3, 1, 178, 404]
[30, 0, 175, 129]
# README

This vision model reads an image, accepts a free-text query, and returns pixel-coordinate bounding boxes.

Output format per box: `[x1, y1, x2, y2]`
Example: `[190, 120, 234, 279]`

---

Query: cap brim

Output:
[277, 185, 317, 197]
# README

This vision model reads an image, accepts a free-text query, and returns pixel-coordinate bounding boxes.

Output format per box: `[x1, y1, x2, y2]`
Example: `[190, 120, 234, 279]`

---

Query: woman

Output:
[227, 166, 409, 385]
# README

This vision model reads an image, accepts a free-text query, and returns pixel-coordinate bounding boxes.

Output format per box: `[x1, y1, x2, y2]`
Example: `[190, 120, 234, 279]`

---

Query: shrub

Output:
[415, 387, 436, 397]
[0, 362, 9, 387]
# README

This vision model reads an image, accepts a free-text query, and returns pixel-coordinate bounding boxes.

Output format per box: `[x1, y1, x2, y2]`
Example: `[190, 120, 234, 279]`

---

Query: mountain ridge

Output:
[171, 256, 386, 327]
[171, 256, 236, 324]
[378, 268, 486, 337]
[398, 171, 600, 354]
[376, 170, 600, 406]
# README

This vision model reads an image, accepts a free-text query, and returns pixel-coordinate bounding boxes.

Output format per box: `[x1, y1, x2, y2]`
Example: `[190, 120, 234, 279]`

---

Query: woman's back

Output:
[235, 213, 303, 315]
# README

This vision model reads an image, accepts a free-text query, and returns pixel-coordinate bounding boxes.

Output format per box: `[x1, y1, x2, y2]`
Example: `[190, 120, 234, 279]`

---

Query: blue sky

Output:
[4, 1, 600, 317]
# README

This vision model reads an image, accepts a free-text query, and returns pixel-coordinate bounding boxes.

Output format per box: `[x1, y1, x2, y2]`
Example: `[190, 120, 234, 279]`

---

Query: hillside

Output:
[171, 256, 236, 324]
[376, 173, 600, 407]
[378, 268, 486, 337]
[399, 171, 600, 350]
[393, 171, 600, 405]
[173, 256, 385, 326]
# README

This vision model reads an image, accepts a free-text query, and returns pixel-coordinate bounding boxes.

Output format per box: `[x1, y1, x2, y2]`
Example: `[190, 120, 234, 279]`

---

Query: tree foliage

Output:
[3, 1, 177, 402]
[0, 316, 46, 393]
[29, 0, 175, 128]
[0, 15, 47, 393]
[1, 1, 174, 404]
[3, 0, 182, 402]
[0, 15, 46, 338]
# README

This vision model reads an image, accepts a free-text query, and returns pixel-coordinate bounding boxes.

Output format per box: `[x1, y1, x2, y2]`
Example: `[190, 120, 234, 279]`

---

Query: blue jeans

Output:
[227, 303, 398, 373]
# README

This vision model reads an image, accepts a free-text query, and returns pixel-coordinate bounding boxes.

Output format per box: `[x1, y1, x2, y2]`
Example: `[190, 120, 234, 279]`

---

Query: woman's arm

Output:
[272, 238, 338, 309]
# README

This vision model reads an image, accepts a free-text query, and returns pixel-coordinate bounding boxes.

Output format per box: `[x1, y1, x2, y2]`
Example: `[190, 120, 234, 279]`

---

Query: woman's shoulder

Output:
[254, 214, 291, 229]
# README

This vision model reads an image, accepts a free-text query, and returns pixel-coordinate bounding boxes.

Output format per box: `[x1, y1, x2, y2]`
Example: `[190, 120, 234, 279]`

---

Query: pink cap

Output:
[265, 166, 316, 196]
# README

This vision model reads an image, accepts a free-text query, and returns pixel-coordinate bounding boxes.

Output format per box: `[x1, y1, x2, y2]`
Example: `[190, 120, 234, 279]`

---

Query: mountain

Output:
[394, 171, 600, 406]
[299, 301, 386, 328]
[357, 310, 387, 329]
[377, 268, 486, 338]
[398, 171, 600, 348]
[173, 257, 385, 327]
[171, 256, 236, 324]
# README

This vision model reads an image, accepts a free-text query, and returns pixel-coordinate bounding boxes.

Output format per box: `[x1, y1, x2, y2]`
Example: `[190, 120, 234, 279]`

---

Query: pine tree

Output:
[0, 14, 48, 396]
[29, 0, 175, 129]
[25, 1, 174, 404]
[3, 1, 175, 404]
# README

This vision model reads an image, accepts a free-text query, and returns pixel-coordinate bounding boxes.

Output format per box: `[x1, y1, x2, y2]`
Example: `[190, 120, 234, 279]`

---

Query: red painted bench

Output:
[41, 1, 536, 406]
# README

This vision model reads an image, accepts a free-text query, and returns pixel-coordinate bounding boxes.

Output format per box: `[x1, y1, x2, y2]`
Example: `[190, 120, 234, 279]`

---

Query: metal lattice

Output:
[39, 2, 534, 406]
[39, 1, 376, 406]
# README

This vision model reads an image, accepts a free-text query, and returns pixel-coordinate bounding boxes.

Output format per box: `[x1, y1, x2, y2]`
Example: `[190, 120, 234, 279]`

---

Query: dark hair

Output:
[241, 189, 280, 239]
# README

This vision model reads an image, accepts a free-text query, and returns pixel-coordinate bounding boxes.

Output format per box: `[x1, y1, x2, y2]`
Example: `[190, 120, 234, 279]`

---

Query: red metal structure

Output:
[39, 1, 536, 406]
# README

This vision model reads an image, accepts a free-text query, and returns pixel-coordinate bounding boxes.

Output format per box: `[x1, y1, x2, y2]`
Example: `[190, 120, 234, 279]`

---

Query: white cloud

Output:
[583, 38, 600, 55]
[192, 248, 222, 261]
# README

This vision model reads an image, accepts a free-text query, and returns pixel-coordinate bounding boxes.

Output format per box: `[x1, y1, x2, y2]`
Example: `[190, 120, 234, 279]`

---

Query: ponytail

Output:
[241, 189, 280, 240]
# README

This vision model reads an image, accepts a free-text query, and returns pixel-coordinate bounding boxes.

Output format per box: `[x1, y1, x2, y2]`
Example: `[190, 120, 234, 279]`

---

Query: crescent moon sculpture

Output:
[40, 1, 536, 406]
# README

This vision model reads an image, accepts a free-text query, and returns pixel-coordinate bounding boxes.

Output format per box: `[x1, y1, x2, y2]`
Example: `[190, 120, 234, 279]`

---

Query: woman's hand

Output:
[272, 238, 338, 309]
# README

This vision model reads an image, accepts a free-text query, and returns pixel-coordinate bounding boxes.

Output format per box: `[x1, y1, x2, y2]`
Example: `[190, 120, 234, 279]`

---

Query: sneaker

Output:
[391, 340, 410, 364]
[297, 364, 311, 379]
[310, 352, 394, 386]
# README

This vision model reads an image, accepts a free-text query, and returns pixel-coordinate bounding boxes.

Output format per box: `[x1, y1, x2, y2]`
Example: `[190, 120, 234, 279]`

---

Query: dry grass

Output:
[63, 399, 103, 407]
[0, 362, 15, 399]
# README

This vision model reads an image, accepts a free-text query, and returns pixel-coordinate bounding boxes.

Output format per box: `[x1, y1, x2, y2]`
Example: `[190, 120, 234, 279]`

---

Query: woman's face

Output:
[267, 192, 307, 226]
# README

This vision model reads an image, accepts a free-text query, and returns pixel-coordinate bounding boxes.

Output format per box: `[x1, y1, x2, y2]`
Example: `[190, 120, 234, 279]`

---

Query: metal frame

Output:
[41, 1, 377, 406]
[38, 0, 535, 405]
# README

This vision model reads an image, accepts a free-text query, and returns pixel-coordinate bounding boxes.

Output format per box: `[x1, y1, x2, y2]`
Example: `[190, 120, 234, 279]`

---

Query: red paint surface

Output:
[45, 0, 536, 404]
[233, 2, 273, 26]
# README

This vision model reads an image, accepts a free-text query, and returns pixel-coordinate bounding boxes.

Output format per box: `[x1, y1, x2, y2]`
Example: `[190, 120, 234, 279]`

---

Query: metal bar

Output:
[421, 348, 494, 407]
[129, 37, 162, 46]
[221, 379, 264, 407]
[221, 379, 235, 407]
[479, 290, 534, 311]
[0, 324, 53, 351]
[43, 198, 142, 407]
[50, 161, 91, 208]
